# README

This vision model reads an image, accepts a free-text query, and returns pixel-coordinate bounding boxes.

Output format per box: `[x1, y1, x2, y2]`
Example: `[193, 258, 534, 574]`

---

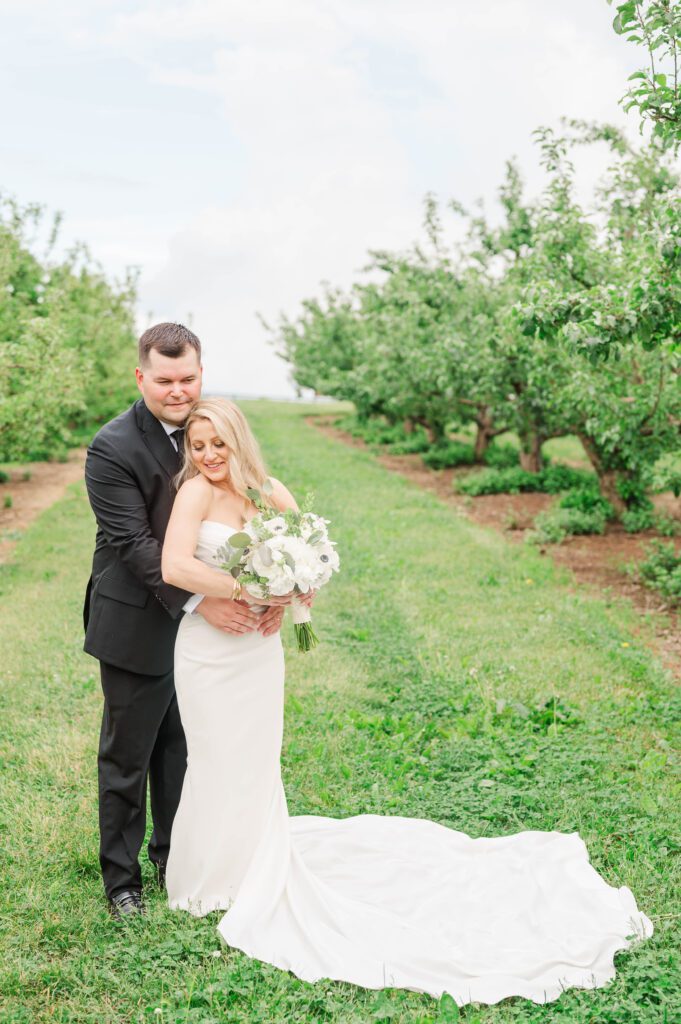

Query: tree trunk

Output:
[417, 418, 445, 445]
[473, 423, 492, 461]
[519, 432, 544, 473]
[597, 471, 628, 517]
[578, 433, 627, 518]
[403, 418, 415, 435]
[473, 407, 496, 461]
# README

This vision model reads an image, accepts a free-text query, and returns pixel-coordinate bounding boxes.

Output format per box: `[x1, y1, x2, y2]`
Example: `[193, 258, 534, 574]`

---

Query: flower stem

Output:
[294, 621, 319, 653]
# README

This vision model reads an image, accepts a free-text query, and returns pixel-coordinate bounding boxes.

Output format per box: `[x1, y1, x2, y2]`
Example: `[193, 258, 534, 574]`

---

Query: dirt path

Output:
[0, 450, 86, 563]
[309, 416, 681, 679]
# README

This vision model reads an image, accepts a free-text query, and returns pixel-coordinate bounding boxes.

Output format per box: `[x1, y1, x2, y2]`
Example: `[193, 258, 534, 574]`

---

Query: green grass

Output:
[0, 401, 679, 1024]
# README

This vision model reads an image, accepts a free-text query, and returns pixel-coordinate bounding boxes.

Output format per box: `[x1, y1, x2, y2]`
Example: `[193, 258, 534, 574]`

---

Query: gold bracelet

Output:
[232, 578, 242, 602]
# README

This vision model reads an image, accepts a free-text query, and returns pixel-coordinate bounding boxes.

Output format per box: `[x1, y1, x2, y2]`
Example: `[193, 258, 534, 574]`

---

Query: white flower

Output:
[300, 514, 329, 541]
[268, 566, 295, 595]
[265, 515, 288, 535]
[315, 542, 340, 583]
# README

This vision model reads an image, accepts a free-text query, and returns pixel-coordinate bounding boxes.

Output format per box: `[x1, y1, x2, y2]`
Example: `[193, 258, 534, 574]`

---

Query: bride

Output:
[161, 397, 652, 1007]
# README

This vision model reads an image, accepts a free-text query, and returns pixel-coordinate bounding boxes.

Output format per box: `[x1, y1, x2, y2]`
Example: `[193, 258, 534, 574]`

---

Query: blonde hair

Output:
[175, 398, 273, 505]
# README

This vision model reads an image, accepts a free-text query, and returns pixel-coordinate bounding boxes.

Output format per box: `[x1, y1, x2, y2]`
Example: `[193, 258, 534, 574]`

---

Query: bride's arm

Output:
[162, 478, 238, 598]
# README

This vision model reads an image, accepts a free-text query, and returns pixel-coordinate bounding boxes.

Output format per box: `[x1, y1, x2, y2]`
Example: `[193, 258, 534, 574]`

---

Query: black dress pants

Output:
[98, 662, 187, 899]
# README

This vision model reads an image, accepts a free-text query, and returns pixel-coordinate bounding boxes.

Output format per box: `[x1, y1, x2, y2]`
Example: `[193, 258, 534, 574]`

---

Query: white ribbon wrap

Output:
[290, 596, 311, 625]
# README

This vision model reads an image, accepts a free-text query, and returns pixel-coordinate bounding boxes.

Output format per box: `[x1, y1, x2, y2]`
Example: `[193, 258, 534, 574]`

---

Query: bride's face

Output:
[188, 418, 231, 485]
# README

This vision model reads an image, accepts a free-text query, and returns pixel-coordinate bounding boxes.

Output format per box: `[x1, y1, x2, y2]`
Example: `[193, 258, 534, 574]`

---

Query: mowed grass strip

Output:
[0, 401, 678, 1024]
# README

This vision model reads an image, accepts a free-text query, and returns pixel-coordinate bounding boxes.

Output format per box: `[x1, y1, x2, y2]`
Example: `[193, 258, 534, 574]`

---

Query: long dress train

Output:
[166, 521, 652, 1006]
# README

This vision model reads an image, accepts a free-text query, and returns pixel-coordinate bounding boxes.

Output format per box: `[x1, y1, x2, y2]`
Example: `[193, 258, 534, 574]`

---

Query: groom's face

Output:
[136, 347, 202, 425]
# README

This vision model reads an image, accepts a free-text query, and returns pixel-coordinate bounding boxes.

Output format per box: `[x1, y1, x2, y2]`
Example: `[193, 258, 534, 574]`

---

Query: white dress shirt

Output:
[159, 419, 203, 615]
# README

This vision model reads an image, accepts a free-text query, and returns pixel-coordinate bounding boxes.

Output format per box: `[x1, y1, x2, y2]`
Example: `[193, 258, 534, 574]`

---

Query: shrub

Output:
[529, 506, 608, 545]
[637, 541, 681, 603]
[655, 514, 681, 537]
[455, 464, 593, 497]
[558, 488, 615, 520]
[335, 416, 423, 449]
[483, 442, 520, 469]
[422, 441, 476, 469]
[622, 506, 656, 533]
[386, 430, 431, 455]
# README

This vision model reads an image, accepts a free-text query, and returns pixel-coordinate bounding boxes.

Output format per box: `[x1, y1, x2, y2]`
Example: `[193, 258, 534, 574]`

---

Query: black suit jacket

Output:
[83, 399, 192, 675]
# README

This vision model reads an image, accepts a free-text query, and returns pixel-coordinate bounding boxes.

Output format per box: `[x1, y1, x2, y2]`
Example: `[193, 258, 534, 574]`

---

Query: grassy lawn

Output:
[0, 401, 679, 1024]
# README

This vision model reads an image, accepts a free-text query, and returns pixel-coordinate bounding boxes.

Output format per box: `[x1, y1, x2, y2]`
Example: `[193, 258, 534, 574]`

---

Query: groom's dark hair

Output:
[138, 322, 202, 365]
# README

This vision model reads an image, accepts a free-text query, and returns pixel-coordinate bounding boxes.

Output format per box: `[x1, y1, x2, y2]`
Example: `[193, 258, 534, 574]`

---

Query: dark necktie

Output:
[170, 428, 185, 458]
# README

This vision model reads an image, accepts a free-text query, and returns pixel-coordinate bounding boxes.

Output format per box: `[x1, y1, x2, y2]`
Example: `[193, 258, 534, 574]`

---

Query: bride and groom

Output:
[84, 322, 652, 1007]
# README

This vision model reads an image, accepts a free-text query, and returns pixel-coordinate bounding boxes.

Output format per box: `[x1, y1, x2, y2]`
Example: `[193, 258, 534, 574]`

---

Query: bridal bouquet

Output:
[215, 483, 340, 652]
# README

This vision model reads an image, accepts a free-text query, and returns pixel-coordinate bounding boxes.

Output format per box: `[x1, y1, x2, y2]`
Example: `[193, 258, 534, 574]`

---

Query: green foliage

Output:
[529, 506, 608, 545]
[423, 440, 522, 471]
[637, 538, 681, 600]
[610, 0, 681, 150]
[422, 441, 476, 469]
[653, 462, 681, 495]
[387, 434, 432, 455]
[3, 494, 12, 509]
[0, 195, 138, 461]
[482, 442, 520, 469]
[558, 487, 616, 519]
[622, 506, 657, 532]
[456, 465, 593, 497]
[336, 415, 413, 447]
[276, 128, 681, 518]
[654, 512, 681, 535]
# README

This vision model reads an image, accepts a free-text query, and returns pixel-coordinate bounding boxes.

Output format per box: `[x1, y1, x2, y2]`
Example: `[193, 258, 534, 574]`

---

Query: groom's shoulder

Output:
[88, 400, 143, 454]
[91, 400, 143, 443]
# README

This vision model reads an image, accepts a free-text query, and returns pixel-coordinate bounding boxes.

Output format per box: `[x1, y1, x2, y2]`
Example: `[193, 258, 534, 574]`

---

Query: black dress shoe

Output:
[109, 889, 145, 921]
[153, 860, 167, 889]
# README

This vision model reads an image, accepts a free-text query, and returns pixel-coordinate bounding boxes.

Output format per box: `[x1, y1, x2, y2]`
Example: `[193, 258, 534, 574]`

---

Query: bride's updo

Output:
[175, 397, 273, 505]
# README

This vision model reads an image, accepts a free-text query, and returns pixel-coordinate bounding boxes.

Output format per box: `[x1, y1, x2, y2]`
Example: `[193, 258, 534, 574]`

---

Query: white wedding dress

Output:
[167, 520, 653, 1006]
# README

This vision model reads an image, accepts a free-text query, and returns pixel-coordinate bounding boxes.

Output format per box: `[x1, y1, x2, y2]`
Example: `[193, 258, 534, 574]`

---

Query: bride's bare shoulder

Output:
[175, 474, 212, 511]
[179, 473, 212, 495]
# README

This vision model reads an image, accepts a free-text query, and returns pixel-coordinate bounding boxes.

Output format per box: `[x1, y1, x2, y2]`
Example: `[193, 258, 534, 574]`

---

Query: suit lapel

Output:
[135, 399, 181, 480]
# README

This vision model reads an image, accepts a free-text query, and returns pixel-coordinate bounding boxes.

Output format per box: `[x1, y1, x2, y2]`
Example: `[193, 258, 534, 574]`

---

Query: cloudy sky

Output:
[1, 1, 641, 396]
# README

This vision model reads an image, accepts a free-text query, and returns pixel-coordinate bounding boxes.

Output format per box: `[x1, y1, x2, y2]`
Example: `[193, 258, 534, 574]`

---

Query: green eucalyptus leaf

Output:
[229, 531, 251, 548]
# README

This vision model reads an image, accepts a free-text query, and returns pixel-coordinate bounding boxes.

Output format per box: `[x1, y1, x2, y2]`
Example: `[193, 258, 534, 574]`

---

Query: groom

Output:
[84, 322, 284, 919]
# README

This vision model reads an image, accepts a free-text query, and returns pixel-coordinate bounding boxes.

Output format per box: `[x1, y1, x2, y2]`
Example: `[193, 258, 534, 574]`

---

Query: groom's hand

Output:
[195, 596, 259, 634]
